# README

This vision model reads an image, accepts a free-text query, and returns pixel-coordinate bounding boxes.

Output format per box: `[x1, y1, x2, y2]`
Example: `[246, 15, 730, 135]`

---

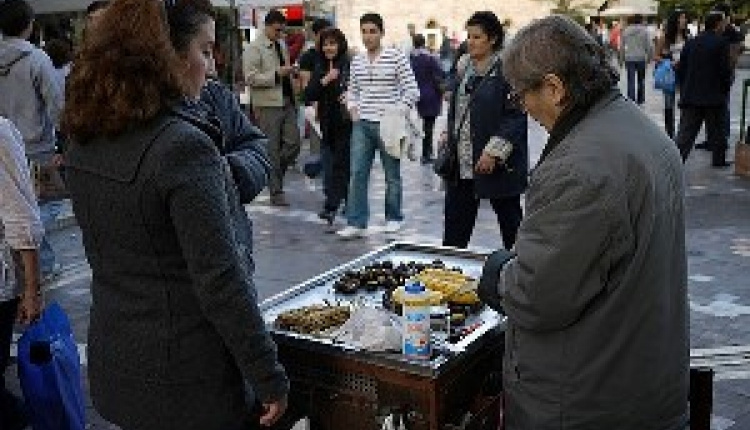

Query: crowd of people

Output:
[2, 0, 742, 428]
[588, 5, 744, 167]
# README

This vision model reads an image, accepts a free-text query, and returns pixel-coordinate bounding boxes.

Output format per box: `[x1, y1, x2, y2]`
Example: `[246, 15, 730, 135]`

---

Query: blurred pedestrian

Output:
[438, 26, 455, 74]
[675, 11, 732, 167]
[410, 34, 444, 164]
[0, 0, 64, 283]
[244, 9, 301, 206]
[481, 14, 688, 429]
[0, 116, 44, 430]
[440, 11, 528, 250]
[620, 14, 652, 105]
[654, 10, 690, 138]
[304, 27, 352, 225]
[61, 1, 289, 429]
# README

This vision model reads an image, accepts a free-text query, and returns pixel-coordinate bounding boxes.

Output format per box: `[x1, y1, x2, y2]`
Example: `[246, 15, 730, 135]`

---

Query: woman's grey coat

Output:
[65, 108, 288, 430]
[483, 92, 689, 429]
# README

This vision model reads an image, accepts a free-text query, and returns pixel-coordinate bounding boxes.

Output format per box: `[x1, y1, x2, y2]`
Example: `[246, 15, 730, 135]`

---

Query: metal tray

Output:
[260, 242, 507, 377]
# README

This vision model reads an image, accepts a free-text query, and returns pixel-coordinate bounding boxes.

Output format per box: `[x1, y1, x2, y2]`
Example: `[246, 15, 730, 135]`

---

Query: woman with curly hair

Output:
[61, 1, 288, 429]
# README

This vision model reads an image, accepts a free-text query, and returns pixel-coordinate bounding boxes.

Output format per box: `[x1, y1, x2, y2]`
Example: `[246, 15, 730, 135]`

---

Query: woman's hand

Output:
[322, 68, 340, 85]
[17, 291, 42, 324]
[475, 153, 496, 175]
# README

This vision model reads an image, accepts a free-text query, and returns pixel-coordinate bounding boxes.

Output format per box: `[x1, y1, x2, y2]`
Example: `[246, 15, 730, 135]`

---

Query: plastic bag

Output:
[653, 59, 676, 93]
[17, 302, 86, 430]
[330, 307, 402, 352]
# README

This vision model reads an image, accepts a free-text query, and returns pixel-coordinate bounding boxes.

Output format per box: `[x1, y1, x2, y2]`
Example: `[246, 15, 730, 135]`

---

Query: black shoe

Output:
[711, 161, 733, 168]
[695, 141, 713, 151]
[318, 209, 335, 225]
[0, 391, 28, 430]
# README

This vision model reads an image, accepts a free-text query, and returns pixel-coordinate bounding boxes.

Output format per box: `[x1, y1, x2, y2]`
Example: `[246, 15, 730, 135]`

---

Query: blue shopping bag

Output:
[16, 302, 86, 430]
[654, 59, 676, 93]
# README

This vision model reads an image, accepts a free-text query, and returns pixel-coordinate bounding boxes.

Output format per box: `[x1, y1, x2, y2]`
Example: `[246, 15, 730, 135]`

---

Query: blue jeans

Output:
[39, 200, 61, 275]
[346, 120, 403, 228]
[625, 60, 646, 105]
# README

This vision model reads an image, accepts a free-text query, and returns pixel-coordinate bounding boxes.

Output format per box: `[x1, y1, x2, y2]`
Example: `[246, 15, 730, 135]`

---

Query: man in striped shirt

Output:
[337, 13, 420, 239]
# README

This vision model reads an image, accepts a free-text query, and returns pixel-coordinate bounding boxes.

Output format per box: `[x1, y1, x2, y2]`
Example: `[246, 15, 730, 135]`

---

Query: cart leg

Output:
[689, 367, 714, 430]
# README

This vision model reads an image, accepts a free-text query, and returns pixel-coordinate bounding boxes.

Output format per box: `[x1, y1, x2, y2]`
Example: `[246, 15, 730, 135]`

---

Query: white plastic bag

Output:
[330, 307, 401, 352]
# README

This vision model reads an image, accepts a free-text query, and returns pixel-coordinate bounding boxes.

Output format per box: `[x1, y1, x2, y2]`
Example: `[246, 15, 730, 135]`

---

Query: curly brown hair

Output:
[61, 0, 186, 143]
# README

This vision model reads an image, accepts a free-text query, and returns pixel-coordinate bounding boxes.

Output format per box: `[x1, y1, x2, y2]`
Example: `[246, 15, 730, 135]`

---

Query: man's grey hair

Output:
[502, 15, 619, 109]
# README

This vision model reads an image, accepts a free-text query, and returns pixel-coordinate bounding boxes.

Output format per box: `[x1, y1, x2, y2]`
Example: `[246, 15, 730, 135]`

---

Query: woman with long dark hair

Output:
[304, 27, 352, 225]
[655, 10, 690, 138]
[61, 1, 288, 428]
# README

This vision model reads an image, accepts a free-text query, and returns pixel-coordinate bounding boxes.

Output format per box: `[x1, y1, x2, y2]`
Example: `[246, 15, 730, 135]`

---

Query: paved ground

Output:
[5, 66, 750, 429]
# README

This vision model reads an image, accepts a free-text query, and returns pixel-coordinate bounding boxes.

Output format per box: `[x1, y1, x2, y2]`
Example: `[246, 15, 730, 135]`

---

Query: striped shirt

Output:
[347, 47, 420, 122]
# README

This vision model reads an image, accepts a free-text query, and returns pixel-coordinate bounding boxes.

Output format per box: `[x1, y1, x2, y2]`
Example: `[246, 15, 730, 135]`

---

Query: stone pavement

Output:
[4, 66, 750, 429]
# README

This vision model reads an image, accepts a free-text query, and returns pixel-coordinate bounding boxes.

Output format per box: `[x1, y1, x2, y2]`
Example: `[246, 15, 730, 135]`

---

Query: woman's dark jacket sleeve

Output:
[200, 80, 272, 203]
[304, 66, 325, 104]
[156, 131, 288, 402]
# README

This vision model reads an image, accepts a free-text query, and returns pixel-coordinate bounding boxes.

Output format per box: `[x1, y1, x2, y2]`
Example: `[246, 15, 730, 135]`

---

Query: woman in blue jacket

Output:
[442, 11, 528, 250]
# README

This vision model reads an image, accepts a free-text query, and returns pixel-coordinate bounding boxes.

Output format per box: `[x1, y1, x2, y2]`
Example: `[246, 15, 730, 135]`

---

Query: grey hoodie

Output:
[621, 24, 654, 62]
[0, 38, 64, 159]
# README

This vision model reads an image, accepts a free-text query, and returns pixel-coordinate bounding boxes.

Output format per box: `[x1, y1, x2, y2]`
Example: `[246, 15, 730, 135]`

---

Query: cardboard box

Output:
[736, 142, 750, 178]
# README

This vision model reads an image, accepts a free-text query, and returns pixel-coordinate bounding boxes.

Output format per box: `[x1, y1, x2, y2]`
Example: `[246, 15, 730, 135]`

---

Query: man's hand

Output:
[349, 106, 360, 122]
[259, 396, 288, 427]
[475, 153, 496, 175]
[278, 65, 295, 77]
[17, 291, 42, 324]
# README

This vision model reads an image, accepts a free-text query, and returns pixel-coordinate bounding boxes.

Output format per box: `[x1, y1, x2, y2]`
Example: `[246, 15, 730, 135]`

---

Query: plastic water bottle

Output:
[402, 281, 431, 360]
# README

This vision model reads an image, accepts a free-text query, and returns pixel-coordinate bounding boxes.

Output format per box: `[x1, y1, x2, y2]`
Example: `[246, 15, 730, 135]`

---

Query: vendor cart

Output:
[260, 242, 504, 430]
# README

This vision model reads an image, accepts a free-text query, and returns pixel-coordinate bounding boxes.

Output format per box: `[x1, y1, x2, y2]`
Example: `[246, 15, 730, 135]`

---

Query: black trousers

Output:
[422, 116, 437, 160]
[0, 298, 19, 391]
[321, 125, 351, 213]
[443, 179, 522, 250]
[675, 106, 728, 164]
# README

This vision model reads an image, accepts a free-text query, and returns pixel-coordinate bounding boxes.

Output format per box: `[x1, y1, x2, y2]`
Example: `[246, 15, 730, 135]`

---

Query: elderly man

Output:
[478, 15, 688, 430]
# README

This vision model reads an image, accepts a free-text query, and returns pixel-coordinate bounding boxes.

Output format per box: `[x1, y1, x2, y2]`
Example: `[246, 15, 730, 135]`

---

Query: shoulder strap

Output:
[453, 56, 502, 140]
[0, 51, 31, 77]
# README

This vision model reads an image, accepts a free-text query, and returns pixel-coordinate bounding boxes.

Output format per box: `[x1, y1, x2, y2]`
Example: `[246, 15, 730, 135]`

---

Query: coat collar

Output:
[537, 89, 622, 167]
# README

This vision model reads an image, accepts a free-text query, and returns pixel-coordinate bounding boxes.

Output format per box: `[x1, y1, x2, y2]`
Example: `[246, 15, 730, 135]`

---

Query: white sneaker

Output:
[336, 226, 368, 239]
[383, 220, 403, 233]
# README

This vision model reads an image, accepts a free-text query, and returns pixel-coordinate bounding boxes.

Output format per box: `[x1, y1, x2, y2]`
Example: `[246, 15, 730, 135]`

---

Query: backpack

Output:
[653, 59, 676, 93]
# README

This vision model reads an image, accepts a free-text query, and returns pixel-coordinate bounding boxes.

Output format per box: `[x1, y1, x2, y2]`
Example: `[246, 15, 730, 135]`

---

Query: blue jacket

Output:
[197, 80, 272, 203]
[447, 62, 528, 198]
[676, 31, 732, 108]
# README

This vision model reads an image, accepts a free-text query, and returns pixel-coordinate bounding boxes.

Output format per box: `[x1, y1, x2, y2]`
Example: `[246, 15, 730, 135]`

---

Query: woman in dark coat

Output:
[442, 11, 528, 250]
[60, 1, 288, 429]
[304, 27, 352, 224]
[410, 34, 444, 164]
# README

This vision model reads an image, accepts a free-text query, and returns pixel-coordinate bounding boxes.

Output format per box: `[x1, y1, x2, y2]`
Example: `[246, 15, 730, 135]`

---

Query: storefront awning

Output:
[598, 0, 657, 16]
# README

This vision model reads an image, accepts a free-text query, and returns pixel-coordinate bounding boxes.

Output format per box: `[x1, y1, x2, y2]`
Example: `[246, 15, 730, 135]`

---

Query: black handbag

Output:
[434, 57, 501, 181]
